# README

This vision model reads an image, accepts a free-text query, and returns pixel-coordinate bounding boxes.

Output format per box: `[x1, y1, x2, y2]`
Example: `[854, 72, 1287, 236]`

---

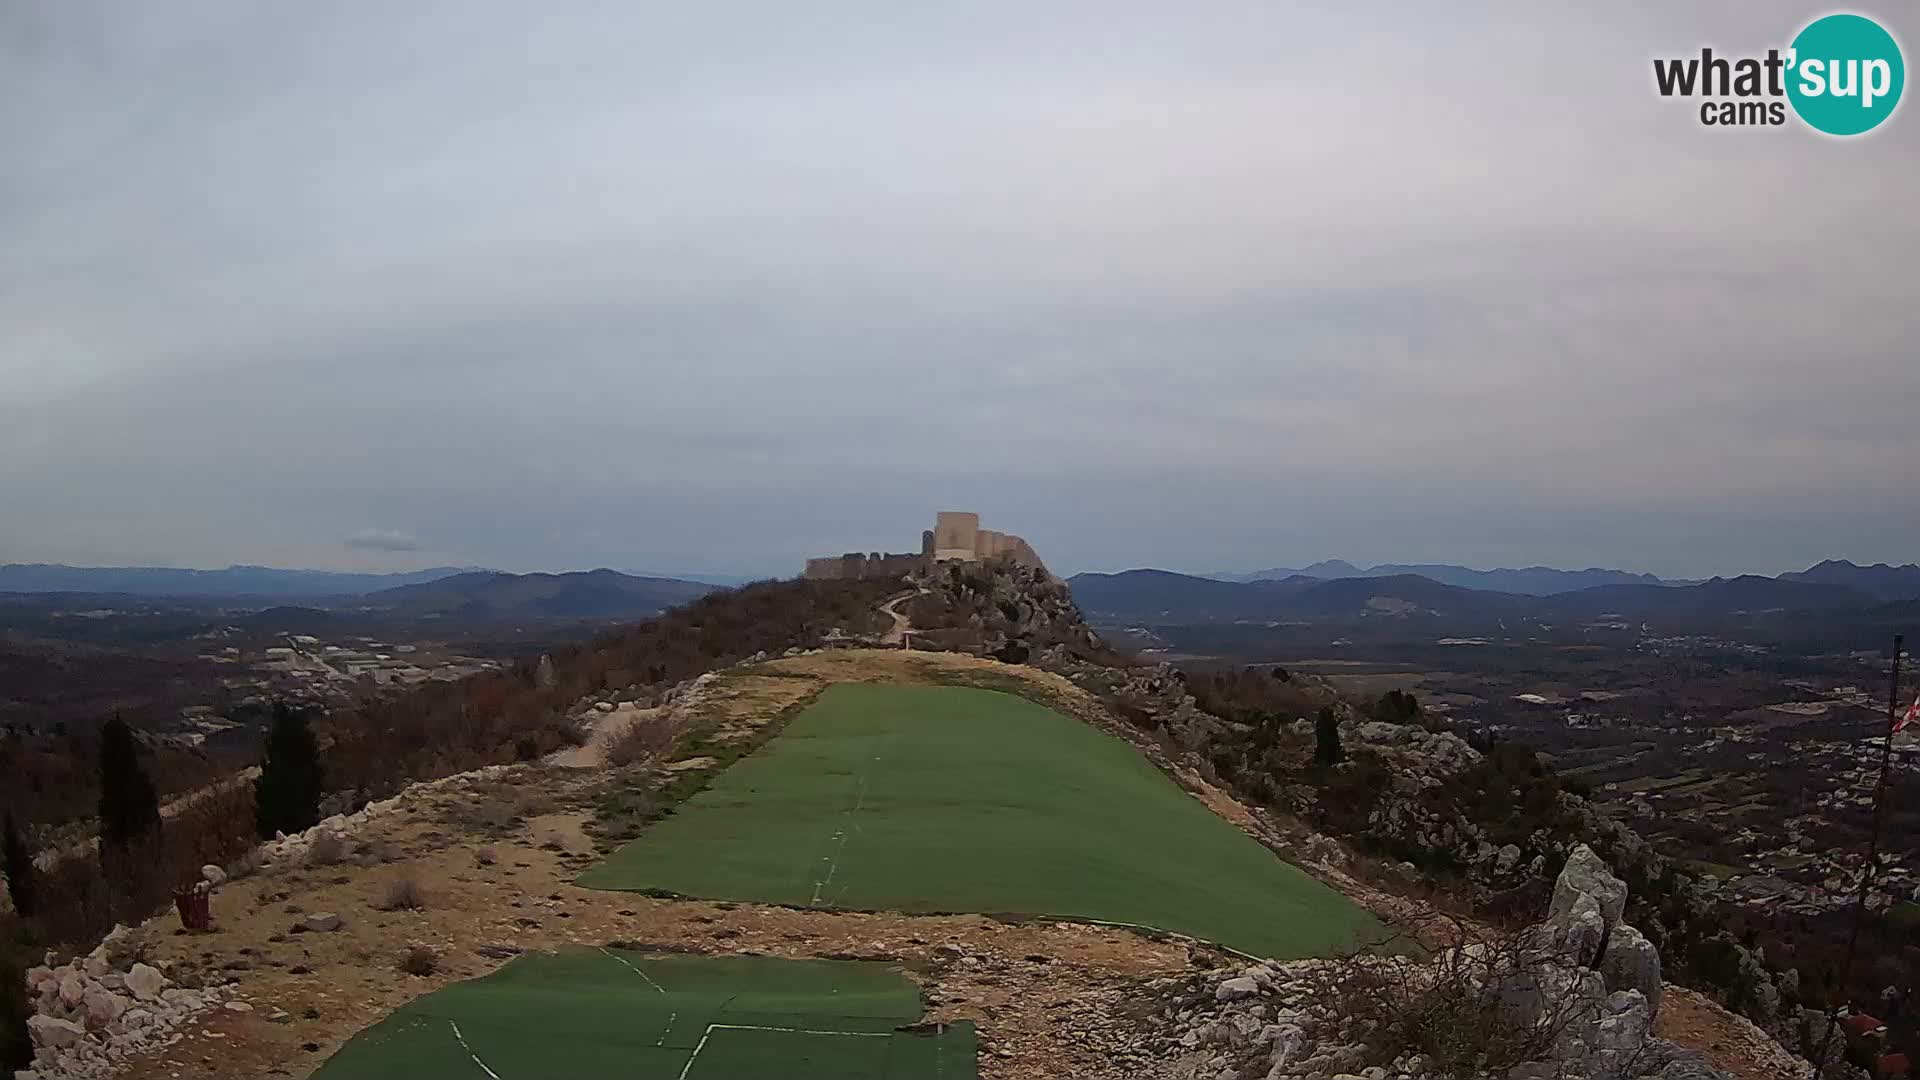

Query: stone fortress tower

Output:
[804, 511, 1044, 580]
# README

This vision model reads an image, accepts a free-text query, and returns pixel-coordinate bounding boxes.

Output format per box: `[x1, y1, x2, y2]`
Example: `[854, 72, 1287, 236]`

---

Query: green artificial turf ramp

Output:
[581, 683, 1385, 959]
[311, 949, 975, 1080]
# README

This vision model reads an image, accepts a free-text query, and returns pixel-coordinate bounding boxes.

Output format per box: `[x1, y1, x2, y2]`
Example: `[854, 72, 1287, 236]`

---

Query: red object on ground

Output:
[1878, 1052, 1910, 1079]
[174, 886, 211, 930]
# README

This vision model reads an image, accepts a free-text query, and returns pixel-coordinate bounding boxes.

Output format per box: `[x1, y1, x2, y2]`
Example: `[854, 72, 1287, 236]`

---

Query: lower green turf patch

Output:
[580, 684, 1386, 959]
[311, 949, 975, 1080]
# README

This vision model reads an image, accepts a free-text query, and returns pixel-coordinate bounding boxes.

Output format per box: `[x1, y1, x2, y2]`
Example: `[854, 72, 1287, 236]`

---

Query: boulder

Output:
[1214, 976, 1261, 1002]
[57, 973, 86, 1007]
[1600, 923, 1663, 1014]
[301, 912, 344, 933]
[1550, 845, 1626, 933]
[1590, 990, 1652, 1051]
[26, 1015, 85, 1049]
[1548, 890, 1607, 966]
[1496, 843, 1523, 874]
[82, 988, 129, 1028]
[125, 963, 167, 1001]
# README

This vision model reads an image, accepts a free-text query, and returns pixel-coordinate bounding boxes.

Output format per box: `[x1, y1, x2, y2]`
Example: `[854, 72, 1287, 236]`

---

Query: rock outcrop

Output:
[1137, 846, 1764, 1080]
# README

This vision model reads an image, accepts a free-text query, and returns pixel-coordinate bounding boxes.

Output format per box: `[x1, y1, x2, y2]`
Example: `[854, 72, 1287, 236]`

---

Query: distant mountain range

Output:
[1779, 560, 1920, 602]
[0, 563, 748, 608]
[1214, 561, 1671, 595]
[355, 569, 717, 618]
[0, 563, 479, 598]
[1071, 560, 1910, 623]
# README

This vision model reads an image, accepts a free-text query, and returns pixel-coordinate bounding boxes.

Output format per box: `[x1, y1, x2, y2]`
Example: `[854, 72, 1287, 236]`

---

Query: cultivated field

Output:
[312, 948, 975, 1080]
[581, 684, 1385, 959]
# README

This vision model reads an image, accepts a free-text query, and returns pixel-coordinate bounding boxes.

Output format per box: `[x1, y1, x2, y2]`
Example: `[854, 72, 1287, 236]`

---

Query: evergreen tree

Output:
[1314, 706, 1346, 766]
[255, 702, 324, 839]
[1373, 688, 1422, 724]
[97, 713, 160, 850]
[0, 811, 33, 918]
[0, 942, 30, 1072]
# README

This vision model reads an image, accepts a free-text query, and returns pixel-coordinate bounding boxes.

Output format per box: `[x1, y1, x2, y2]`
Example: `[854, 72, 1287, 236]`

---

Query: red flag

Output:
[1901, 693, 1920, 734]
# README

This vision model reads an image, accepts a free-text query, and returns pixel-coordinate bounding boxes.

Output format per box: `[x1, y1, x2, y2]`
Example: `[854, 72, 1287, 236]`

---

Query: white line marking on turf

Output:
[601, 947, 678, 1046]
[709, 1023, 892, 1036]
[677, 1023, 893, 1080]
[447, 1020, 502, 1080]
[600, 947, 667, 994]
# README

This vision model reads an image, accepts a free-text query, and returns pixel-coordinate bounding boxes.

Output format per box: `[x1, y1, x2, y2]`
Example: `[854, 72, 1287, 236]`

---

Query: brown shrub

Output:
[379, 878, 425, 912]
[606, 717, 678, 768]
[474, 847, 497, 867]
[398, 945, 438, 977]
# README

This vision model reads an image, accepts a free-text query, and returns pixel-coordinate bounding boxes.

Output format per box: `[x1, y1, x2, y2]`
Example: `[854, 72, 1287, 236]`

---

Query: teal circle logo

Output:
[1787, 13, 1905, 135]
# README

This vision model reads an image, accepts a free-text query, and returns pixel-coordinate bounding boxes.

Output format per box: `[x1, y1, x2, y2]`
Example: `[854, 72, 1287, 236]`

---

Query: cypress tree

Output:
[0, 942, 30, 1072]
[97, 713, 160, 849]
[255, 702, 324, 839]
[1314, 705, 1346, 767]
[0, 811, 33, 918]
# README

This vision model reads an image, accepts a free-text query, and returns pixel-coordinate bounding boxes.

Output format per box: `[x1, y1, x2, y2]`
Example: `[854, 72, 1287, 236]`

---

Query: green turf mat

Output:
[581, 684, 1385, 959]
[311, 949, 975, 1080]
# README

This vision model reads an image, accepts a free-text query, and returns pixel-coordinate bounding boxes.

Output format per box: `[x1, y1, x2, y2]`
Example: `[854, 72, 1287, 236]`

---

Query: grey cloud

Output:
[1, 1, 1916, 578]
[345, 529, 422, 553]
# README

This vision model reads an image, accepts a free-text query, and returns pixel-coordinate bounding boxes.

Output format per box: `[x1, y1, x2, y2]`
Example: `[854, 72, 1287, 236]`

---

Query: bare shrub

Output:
[355, 839, 397, 865]
[378, 877, 425, 912]
[474, 847, 497, 867]
[1309, 914, 1604, 1079]
[398, 945, 438, 977]
[224, 848, 265, 882]
[305, 832, 349, 867]
[606, 717, 677, 767]
[512, 792, 554, 819]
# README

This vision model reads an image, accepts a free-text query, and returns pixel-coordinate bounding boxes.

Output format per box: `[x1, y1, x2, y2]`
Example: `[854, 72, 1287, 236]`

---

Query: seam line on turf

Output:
[447, 1019, 502, 1080]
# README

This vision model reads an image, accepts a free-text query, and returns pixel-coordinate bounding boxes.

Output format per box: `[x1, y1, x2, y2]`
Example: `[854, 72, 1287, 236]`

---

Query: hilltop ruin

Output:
[803, 511, 1045, 580]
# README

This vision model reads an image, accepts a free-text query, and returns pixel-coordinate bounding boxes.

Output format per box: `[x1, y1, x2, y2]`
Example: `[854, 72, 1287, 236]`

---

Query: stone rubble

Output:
[18, 924, 229, 1079]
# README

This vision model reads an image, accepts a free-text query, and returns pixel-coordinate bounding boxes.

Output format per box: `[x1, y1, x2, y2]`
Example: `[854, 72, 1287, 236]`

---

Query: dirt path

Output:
[546, 704, 659, 768]
[878, 590, 917, 645]
[1657, 986, 1815, 1080]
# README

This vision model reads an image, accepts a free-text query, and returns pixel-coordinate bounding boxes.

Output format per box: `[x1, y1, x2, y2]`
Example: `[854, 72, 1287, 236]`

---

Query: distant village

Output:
[153, 627, 502, 749]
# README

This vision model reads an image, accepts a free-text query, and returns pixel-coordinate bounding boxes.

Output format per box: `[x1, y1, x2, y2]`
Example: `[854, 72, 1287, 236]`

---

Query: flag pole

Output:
[1819, 633, 1904, 1074]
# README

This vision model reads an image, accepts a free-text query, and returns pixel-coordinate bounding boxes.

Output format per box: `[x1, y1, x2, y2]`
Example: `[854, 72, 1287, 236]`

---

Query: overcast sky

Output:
[3, 1, 1915, 580]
